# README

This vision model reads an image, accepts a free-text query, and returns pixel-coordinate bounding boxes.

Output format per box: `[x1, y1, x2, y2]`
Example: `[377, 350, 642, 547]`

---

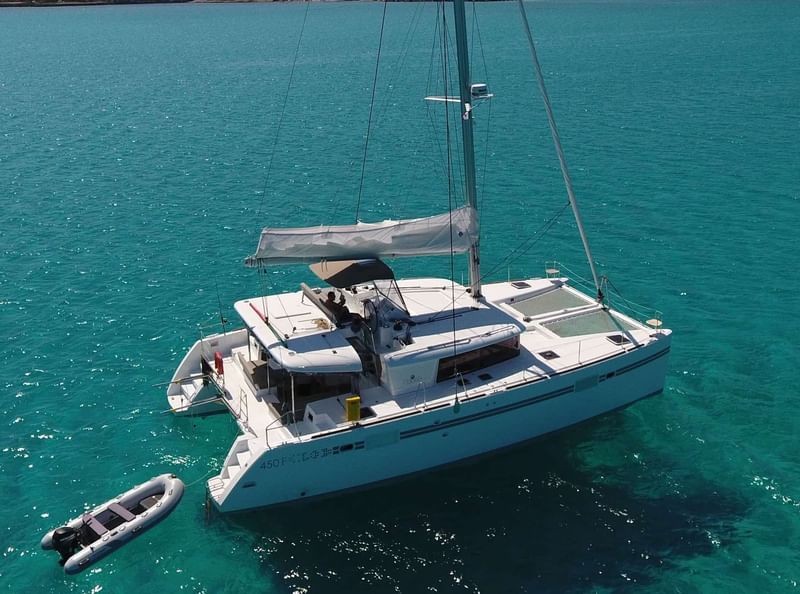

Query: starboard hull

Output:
[212, 336, 669, 512]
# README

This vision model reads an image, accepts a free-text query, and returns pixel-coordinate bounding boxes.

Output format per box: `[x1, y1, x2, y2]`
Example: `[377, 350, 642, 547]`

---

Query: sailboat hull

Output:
[212, 336, 669, 513]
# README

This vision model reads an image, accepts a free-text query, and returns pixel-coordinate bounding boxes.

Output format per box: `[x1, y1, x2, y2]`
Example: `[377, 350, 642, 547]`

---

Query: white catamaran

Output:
[167, 1, 671, 513]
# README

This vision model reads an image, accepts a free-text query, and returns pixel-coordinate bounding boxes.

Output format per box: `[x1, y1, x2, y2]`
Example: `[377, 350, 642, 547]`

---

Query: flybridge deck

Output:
[206, 277, 658, 447]
[236, 278, 525, 369]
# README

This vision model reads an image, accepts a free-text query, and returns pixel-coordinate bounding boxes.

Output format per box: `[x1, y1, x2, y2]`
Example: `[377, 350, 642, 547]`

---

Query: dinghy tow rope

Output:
[185, 469, 215, 489]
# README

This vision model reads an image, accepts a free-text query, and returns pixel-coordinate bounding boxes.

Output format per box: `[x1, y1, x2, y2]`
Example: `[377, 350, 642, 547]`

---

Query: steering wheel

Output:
[364, 300, 378, 333]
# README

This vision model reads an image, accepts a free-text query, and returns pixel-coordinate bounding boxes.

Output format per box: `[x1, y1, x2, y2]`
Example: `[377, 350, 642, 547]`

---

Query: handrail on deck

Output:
[164, 394, 224, 415]
[414, 381, 428, 409]
[546, 260, 664, 327]
[237, 388, 252, 434]
[265, 411, 300, 450]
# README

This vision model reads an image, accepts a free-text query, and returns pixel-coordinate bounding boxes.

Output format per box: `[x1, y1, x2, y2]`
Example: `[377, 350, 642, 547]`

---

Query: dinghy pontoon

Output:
[41, 473, 184, 574]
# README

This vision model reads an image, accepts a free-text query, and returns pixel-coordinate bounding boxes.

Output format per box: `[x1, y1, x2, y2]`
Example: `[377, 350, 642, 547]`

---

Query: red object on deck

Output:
[214, 351, 224, 375]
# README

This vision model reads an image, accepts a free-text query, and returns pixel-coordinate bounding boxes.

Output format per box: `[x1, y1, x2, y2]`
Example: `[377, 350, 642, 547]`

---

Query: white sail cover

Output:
[245, 206, 478, 266]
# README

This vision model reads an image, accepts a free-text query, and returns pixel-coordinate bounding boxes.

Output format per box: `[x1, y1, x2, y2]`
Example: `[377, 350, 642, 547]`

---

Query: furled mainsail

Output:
[245, 206, 477, 266]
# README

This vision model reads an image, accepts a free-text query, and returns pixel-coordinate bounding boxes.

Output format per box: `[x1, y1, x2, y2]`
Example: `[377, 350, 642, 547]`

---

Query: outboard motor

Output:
[51, 526, 80, 565]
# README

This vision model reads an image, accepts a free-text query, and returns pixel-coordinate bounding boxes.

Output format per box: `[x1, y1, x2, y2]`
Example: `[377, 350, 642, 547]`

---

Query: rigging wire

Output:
[479, 201, 570, 282]
[256, 0, 312, 219]
[470, 8, 493, 208]
[421, 201, 571, 322]
[479, 101, 493, 207]
[258, 264, 270, 326]
[516, 0, 602, 298]
[375, 1, 428, 219]
[376, 1, 427, 126]
[425, 14, 466, 201]
[354, 0, 390, 223]
[438, 0, 459, 365]
[445, 19, 466, 209]
[424, 9, 460, 224]
[214, 281, 227, 336]
[603, 275, 642, 317]
[425, 8, 450, 184]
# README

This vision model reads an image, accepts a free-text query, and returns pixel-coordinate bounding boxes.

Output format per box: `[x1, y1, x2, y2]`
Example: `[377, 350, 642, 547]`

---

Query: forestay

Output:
[245, 206, 478, 266]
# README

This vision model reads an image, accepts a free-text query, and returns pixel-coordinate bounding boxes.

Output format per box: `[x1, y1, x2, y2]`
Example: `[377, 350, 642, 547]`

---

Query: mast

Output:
[451, 0, 482, 299]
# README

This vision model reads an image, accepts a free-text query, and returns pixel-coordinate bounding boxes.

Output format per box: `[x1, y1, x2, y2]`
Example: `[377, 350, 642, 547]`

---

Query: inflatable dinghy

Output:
[41, 473, 184, 574]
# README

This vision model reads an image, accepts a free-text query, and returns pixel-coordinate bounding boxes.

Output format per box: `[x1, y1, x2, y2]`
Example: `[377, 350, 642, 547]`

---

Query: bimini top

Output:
[309, 258, 394, 288]
[244, 206, 477, 266]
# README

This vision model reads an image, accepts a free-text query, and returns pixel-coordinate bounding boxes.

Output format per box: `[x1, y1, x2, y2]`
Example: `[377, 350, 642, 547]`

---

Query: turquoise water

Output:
[2, 1, 799, 592]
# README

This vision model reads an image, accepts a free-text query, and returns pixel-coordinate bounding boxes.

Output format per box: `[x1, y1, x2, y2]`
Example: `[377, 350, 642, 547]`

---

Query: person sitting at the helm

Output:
[325, 291, 348, 320]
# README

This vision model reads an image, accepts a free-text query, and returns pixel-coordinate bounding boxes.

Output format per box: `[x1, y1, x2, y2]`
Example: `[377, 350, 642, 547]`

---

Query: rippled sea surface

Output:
[2, 1, 799, 592]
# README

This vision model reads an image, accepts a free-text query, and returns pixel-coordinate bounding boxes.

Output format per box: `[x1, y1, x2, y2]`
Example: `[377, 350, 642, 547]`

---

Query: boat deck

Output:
[212, 277, 660, 447]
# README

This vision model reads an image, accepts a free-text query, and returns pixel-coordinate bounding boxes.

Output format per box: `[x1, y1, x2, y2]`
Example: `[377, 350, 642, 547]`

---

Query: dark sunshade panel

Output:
[309, 259, 395, 288]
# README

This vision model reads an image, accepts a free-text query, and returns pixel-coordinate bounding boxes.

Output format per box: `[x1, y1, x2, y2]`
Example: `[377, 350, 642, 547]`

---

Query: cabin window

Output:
[274, 371, 355, 403]
[436, 336, 520, 383]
